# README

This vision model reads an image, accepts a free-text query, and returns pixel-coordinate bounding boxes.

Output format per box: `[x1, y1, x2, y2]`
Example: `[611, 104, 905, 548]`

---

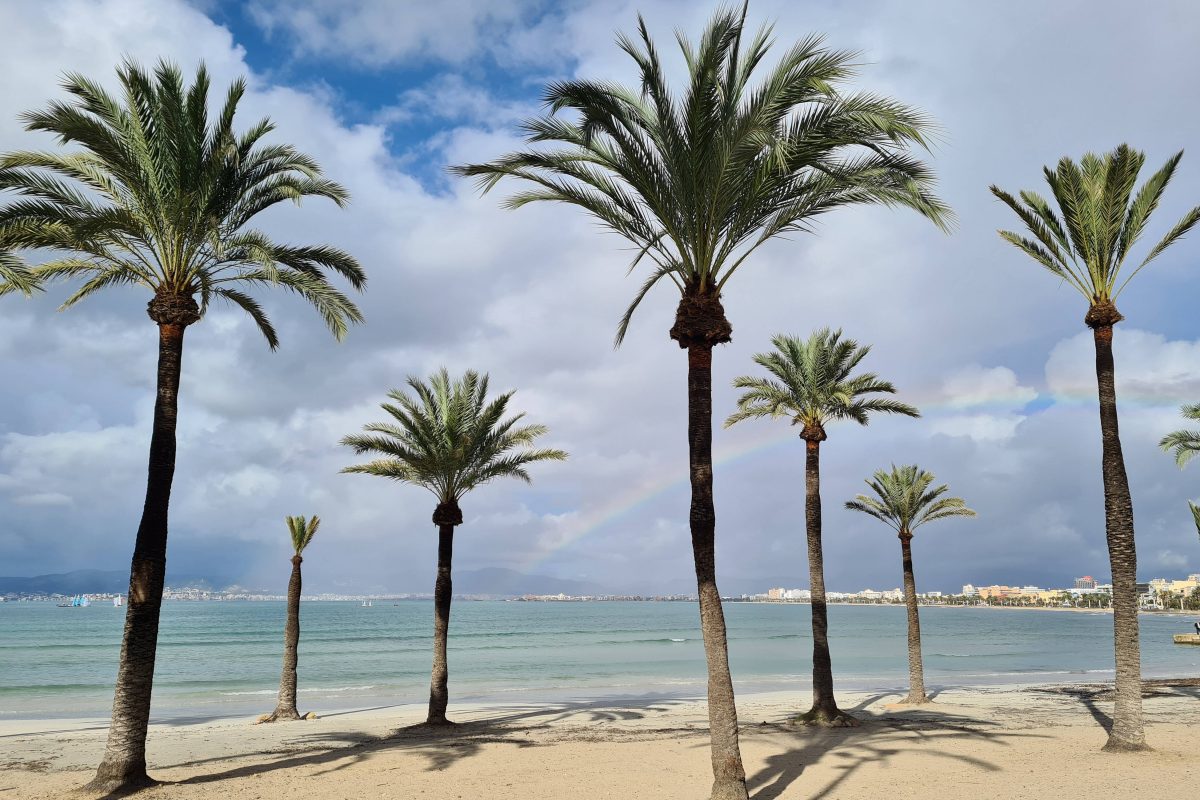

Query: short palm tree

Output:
[0, 60, 365, 792]
[992, 144, 1199, 751]
[341, 369, 566, 725]
[262, 515, 320, 723]
[452, 9, 949, 796]
[725, 329, 918, 726]
[845, 465, 975, 704]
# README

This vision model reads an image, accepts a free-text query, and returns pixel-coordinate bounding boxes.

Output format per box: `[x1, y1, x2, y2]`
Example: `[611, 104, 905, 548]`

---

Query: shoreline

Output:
[4, 678, 1198, 798]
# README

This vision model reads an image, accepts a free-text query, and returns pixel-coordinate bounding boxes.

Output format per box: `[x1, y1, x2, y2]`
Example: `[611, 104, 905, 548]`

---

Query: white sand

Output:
[3, 682, 1199, 799]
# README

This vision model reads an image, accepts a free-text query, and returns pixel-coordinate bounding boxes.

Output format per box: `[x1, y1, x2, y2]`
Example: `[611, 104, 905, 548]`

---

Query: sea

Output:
[2, 600, 1198, 720]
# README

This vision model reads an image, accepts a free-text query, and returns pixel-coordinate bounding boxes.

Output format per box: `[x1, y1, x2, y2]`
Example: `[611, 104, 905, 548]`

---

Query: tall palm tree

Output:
[992, 144, 1199, 751]
[845, 464, 975, 704]
[341, 369, 566, 725]
[451, 9, 949, 795]
[725, 329, 918, 726]
[262, 515, 321, 723]
[0, 60, 365, 792]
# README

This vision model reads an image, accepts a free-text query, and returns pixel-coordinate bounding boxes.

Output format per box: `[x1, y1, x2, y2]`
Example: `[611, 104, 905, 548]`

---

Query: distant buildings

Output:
[1075, 575, 1097, 590]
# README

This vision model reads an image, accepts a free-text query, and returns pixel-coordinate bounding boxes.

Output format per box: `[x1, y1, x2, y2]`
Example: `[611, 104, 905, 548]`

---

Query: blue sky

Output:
[2, 0, 1200, 595]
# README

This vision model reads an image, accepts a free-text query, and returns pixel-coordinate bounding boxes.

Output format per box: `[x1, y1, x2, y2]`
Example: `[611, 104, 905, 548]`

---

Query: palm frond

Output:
[285, 514, 320, 555]
[994, 144, 1197, 308]
[1160, 403, 1200, 468]
[341, 370, 568, 508]
[451, 11, 948, 341]
[725, 328, 917, 433]
[844, 463, 975, 535]
[0, 58, 363, 346]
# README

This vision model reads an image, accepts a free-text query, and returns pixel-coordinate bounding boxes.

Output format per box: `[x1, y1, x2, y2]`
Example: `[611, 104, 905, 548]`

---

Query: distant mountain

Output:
[453, 567, 610, 597]
[0, 569, 238, 595]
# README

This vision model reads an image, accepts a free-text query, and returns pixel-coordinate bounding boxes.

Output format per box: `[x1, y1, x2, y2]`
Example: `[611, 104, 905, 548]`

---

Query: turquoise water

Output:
[1, 601, 1198, 719]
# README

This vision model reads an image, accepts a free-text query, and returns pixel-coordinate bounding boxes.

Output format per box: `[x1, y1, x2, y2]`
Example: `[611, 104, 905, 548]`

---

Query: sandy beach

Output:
[4, 680, 1198, 799]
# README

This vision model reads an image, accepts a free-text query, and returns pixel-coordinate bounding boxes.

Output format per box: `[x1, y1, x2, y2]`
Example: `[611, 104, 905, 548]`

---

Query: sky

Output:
[2, 0, 1200, 596]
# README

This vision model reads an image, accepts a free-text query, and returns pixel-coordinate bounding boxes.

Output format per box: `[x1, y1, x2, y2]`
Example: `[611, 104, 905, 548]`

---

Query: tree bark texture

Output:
[1092, 324, 1148, 751]
[268, 555, 303, 721]
[899, 532, 929, 704]
[427, 524, 455, 724]
[86, 321, 188, 793]
[798, 440, 856, 726]
[686, 344, 748, 800]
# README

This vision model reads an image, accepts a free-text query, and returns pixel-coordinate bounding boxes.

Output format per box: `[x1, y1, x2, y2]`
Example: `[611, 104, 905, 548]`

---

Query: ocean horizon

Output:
[3, 600, 1198, 721]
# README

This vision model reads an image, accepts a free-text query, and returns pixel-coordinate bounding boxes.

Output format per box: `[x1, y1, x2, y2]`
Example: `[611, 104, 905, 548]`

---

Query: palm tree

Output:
[724, 329, 917, 726]
[0, 60, 365, 793]
[451, 9, 949, 795]
[845, 465, 975, 704]
[341, 369, 566, 725]
[992, 145, 1200, 751]
[262, 515, 321, 723]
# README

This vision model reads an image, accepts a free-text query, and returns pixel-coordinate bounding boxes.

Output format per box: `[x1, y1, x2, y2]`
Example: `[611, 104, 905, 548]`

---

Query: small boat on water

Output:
[57, 595, 91, 608]
[1174, 634, 1200, 645]
[113, 596, 123, 607]
[361, 600, 372, 607]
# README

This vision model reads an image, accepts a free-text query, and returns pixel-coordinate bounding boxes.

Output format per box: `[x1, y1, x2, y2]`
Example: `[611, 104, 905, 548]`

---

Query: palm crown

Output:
[452, 7, 950, 344]
[1159, 403, 1200, 468]
[341, 369, 567, 504]
[724, 328, 918, 438]
[845, 464, 975, 535]
[285, 515, 320, 556]
[991, 144, 1200, 315]
[0, 59, 365, 346]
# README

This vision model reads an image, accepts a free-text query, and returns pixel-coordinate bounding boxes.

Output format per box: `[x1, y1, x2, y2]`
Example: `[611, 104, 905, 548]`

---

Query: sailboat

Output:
[57, 595, 91, 608]
[113, 596, 123, 607]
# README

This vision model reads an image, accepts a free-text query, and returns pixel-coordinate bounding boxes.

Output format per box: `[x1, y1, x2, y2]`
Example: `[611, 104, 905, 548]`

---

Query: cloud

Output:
[2, 0, 1200, 596]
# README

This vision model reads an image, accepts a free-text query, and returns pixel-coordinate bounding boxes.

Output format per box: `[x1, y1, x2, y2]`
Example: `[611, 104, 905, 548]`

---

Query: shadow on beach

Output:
[162, 695, 697, 789]
[742, 690, 1042, 800]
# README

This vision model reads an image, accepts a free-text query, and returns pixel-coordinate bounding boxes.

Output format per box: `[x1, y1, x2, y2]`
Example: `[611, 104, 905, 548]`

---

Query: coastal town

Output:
[749, 573, 1200, 610]
[6, 573, 1200, 610]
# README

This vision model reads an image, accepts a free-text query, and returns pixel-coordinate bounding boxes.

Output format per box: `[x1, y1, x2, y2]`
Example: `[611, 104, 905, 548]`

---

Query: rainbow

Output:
[519, 382, 1193, 573]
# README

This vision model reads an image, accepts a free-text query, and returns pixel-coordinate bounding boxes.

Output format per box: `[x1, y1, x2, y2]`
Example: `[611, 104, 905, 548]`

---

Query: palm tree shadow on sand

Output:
[744, 693, 1046, 800]
[136, 696, 694, 796]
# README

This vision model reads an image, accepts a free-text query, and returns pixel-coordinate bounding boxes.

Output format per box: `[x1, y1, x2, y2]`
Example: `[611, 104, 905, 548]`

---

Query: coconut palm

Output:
[452, 10, 948, 795]
[341, 369, 566, 725]
[725, 329, 918, 726]
[992, 144, 1200, 751]
[845, 465, 975, 704]
[0, 60, 365, 792]
[262, 515, 321, 723]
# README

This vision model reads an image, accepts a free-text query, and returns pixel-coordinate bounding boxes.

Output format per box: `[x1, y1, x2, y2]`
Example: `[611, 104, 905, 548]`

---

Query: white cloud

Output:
[1046, 328, 1200, 406]
[3, 0, 1200, 593]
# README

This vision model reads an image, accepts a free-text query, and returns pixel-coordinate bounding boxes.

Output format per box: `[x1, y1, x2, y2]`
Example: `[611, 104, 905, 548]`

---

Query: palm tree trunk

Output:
[427, 523, 454, 724]
[86, 320, 188, 793]
[686, 344, 748, 800]
[1092, 324, 1148, 751]
[798, 439, 855, 727]
[899, 532, 928, 704]
[268, 555, 303, 721]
